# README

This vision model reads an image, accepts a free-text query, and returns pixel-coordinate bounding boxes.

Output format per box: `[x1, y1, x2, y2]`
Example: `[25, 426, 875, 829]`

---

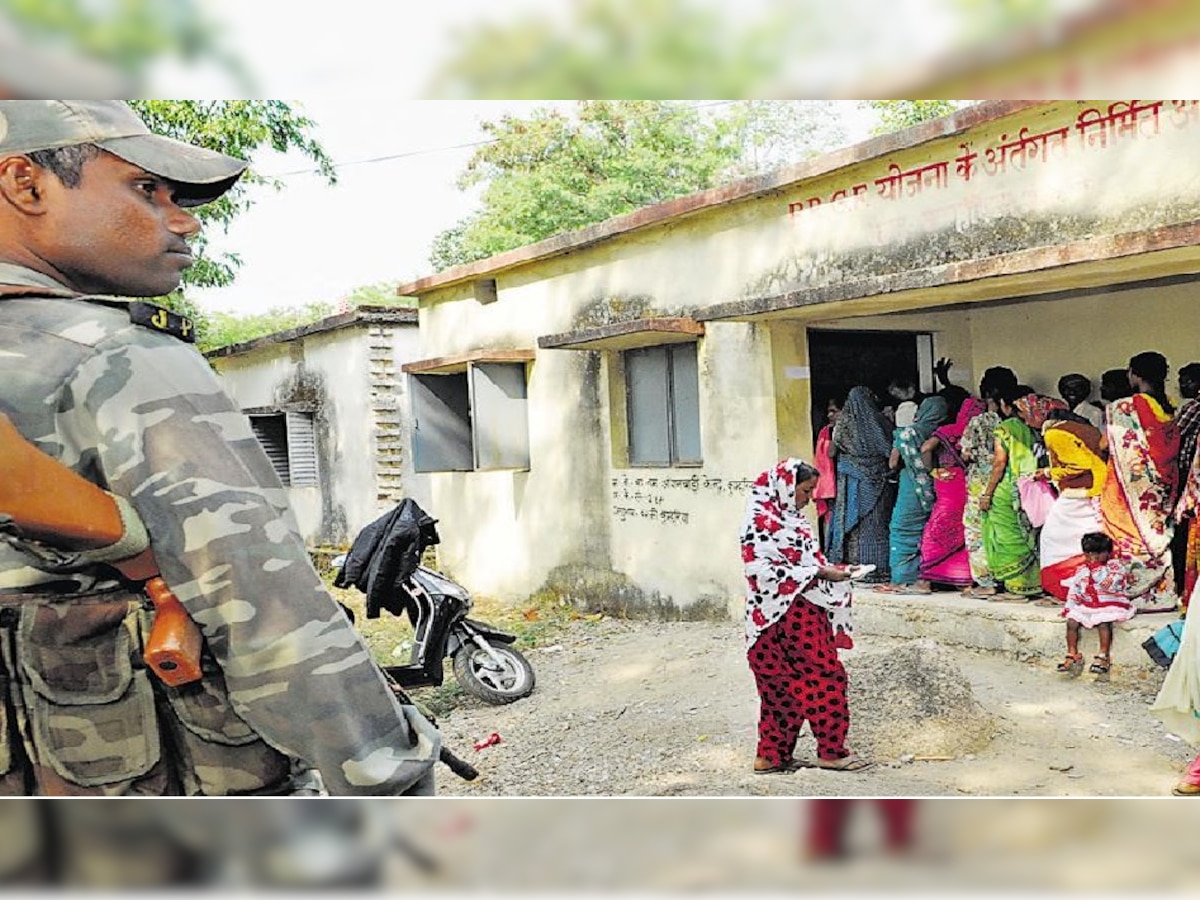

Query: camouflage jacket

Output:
[0, 263, 440, 795]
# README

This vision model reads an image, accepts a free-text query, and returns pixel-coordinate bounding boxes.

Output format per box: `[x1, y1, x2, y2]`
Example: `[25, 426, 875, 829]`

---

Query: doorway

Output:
[806, 329, 932, 437]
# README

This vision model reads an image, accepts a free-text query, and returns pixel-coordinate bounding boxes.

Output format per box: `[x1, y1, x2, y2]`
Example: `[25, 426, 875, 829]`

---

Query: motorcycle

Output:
[331, 500, 535, 705]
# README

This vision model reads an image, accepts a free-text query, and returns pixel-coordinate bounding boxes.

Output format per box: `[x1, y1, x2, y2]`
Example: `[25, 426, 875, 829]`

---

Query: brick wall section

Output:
[368, 324, 406, 503]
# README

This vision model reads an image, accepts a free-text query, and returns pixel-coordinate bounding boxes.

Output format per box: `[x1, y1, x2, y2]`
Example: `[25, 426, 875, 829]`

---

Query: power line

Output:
[265, 100, 743, 179]
[269, 138, 498, 177]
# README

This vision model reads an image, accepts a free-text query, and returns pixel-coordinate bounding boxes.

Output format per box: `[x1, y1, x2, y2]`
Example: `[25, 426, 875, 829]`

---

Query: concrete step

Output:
[852, 586, 1177, 683]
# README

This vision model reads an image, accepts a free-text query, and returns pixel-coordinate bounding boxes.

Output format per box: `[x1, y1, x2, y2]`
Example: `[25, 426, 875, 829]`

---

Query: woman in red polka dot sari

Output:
[741, 459, 874, 774]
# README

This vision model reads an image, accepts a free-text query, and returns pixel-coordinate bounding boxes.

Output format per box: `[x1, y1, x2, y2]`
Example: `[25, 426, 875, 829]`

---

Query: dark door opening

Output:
[806, 329, 931, 438]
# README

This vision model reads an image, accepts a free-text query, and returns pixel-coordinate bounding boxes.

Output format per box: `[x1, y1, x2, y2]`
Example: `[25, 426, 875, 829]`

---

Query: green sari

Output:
[982, 417, 1041, 594]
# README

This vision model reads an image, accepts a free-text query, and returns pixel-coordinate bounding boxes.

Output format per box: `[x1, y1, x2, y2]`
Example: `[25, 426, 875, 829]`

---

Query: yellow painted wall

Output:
[414, 98, 1200, 616]
[967, 281, 1200, 399]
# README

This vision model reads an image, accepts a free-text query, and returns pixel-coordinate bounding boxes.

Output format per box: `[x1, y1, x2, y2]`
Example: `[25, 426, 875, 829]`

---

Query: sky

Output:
[169, 0, 574, 315]
[186, 96, 875, 317]
[188, 99, 570, 315]
[172, 1, 896, 317]
[170, 0, 1117, 318]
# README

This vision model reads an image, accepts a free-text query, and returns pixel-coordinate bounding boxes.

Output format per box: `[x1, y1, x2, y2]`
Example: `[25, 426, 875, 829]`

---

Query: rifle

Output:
[362, 629, 477, 782]
[0, 413, 202, 686]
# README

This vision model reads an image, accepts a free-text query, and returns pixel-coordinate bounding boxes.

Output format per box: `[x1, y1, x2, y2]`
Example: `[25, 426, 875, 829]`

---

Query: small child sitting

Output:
[1057, 532, 1134, 675]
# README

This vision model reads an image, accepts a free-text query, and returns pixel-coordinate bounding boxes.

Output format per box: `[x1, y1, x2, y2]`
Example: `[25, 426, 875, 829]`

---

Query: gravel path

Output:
[425, 616, 1194, 797]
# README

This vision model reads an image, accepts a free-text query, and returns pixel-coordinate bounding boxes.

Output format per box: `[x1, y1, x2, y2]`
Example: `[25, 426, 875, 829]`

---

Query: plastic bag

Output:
[1143, 620, 1185, 668]
[1016, 475, 1056, 528]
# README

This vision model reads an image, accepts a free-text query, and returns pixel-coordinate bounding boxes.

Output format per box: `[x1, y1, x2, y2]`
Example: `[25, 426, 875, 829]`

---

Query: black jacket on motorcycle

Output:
[334, 499, 441, 620]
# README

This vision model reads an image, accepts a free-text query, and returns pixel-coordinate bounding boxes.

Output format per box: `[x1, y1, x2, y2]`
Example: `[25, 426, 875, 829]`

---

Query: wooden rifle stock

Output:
[0, 414, 202, 687]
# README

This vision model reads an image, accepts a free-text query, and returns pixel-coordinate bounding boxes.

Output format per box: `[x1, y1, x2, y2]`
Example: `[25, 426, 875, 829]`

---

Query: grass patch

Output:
[467, 588, 585, 649]
[416, 678, 466, 720]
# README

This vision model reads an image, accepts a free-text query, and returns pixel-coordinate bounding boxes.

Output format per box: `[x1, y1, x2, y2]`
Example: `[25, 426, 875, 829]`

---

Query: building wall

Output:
[212, 322, 426, 547]
[429, 346, 615, 601]
[378, 323, 431, 514]
[413, 99, 1200, 616]
[966, 281, 1200, 397]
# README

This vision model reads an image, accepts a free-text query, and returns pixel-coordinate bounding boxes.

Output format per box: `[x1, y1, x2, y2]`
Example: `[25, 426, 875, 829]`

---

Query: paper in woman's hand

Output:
[847, 564, 877, 581]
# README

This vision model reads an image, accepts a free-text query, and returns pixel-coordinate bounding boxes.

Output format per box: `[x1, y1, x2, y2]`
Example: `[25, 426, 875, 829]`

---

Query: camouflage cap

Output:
[0, 100, 246, 207]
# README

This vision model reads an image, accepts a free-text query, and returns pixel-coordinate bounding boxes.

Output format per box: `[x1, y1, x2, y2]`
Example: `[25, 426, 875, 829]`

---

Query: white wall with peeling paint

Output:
[211, 319, 426, 547]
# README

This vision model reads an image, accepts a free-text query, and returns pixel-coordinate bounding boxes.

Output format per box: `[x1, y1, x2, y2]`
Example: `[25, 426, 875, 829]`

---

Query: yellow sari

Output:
[1040, 421, 1107, 599]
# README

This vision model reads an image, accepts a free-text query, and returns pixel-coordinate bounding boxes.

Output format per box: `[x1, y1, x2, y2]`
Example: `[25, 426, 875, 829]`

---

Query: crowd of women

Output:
[738, 350, 1200, 792]
[813, 353, 1200, 619]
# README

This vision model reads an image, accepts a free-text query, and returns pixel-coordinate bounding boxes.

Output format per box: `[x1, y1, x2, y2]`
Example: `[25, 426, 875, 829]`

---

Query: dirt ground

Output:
[424, 616, 1195, 798]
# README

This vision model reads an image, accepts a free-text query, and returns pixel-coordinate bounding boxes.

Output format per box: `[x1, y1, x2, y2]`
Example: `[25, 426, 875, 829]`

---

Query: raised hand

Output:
[934, 357, 954, 387]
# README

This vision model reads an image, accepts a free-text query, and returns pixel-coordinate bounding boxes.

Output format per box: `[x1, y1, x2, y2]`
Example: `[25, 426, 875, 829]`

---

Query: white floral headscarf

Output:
[740, 458, 853, 647]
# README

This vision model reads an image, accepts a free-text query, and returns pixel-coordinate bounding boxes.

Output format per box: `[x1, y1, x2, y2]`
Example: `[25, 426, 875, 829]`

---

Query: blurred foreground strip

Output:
[2, 798, 1198, 892]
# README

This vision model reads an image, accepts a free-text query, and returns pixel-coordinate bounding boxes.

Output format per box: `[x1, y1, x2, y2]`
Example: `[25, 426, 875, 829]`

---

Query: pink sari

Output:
[919, 398, 984, 586]
[814, 424, 836, 520]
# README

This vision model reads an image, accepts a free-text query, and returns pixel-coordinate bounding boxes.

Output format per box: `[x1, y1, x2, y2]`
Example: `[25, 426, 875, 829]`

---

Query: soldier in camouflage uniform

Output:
[0, 100, 440, 795]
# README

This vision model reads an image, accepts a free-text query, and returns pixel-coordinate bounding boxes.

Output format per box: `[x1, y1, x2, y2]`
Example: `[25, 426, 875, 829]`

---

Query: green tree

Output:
[202, 302, 336, 353]
[715, 101, 846, 180]
[2, 0, 249, 87]
[427, 0, 810, 100]
[340, 281, 417, 310]
[866, 100, 966, 135]
[430, 100, 840, 271]
[199, 284, 416, 353]
[431, 99, 983, 273]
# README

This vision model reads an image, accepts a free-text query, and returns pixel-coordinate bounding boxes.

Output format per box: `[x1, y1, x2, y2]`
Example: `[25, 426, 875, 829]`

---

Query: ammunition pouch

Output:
[0, 589, 292, 795]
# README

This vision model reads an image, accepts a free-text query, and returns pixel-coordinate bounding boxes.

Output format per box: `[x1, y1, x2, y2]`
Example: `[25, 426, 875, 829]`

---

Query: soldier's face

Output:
[38, 151, 201, 297]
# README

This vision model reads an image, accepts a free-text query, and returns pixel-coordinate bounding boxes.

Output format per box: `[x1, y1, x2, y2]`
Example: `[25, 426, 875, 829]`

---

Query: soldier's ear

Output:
[0, 156, 48, 213]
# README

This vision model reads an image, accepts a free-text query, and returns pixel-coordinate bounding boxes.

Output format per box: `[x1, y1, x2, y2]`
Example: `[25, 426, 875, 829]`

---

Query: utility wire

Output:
[269, 138, 497, 177]
[266, 100, 743, 179]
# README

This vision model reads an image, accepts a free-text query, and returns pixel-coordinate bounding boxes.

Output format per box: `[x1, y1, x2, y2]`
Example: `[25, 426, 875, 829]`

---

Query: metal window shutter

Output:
[669, 343, 702, 465]
[285, 412, 319, 487]
[471, 363, 530, 470]
[626, 346, 671, 466]
[249, 415, 291, 486]
[410, 373, 474, 473]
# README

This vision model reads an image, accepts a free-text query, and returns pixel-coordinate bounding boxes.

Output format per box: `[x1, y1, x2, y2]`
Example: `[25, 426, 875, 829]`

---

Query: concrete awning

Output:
[538, 317, 704, 351]
[401, 348, 535, 375]
[695, 221, 1200, 324]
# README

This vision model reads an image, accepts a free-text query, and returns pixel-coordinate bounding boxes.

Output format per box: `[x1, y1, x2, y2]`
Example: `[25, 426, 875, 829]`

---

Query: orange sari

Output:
[1100, 394, 1180, 612]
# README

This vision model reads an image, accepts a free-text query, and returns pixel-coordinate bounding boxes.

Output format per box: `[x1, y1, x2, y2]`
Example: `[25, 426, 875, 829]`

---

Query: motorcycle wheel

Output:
[452, 644, 536, 704]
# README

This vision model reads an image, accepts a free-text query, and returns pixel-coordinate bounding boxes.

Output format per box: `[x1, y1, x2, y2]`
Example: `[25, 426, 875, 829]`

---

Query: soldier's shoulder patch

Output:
[128, 301, 196, 344]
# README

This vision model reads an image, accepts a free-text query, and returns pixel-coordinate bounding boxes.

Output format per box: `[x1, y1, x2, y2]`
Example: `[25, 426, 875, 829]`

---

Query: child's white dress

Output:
[1061, 559, 1136, 627]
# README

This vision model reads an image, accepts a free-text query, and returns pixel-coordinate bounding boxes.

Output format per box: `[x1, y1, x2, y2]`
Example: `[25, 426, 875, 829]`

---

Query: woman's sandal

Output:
[1056, 653, 1084, 674]
[962, 586, 997, 598]
[1089, 655, 1112, 675]
[989, 592, 1028, 603]
[814, 754, 874, 772]
[753, 758, 802, 775]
